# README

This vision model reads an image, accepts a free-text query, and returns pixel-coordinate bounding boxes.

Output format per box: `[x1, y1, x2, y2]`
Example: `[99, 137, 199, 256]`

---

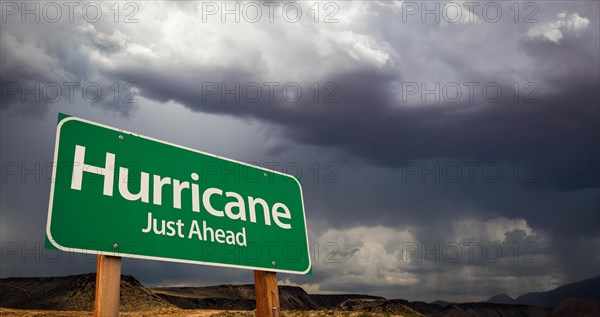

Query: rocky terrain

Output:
[0, 308, 408, 317]
[310, 294, 385, 309]
[432, 302, 547, 317]
[0, 274, 173, 311]
[546, 298, 600, 317]
[152, 284, 381, 311]
[338, 298, 425, 316]
[1, 274, 599, 316]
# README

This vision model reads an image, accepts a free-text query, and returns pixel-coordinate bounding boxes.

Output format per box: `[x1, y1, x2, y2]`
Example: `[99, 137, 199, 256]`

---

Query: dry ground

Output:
[0, 307, 408, 317]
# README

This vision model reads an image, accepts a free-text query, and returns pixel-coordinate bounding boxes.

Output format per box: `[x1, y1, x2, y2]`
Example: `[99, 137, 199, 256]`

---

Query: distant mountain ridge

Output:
[1, 273, 599, 316]
[431, 300, 455, 308]
[435, 302, 547, 317]
[487, 293, 515, 305]
[486, 275, 600, 308]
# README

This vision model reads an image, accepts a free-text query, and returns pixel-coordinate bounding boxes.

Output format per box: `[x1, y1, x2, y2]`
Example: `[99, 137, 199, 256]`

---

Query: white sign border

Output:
[46, 115, 312, 275]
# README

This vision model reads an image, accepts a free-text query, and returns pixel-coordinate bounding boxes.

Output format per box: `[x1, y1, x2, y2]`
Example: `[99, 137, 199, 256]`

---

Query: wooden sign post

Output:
[94, 255, 122, 317]
[254, 270, 280, 317]
[46, 115, 310, 317]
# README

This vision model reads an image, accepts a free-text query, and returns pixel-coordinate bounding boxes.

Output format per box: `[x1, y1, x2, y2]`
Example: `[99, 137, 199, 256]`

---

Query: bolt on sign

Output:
[45, 114, 311, 274]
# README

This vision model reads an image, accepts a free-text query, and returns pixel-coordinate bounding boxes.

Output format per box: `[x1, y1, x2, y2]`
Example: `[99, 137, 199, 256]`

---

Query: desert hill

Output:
[487, 293, 516, 305]
[485, 275, 600, 308]
[546, 298, 600, 317]
[432, 302, 547, 317]
[0, 274, 379, 312]
[337, 298, 426, 316]
[310, 294, 384, 309]
[0, 273, 173, 311]
[513, 275, 600, 308]
[153, 284, 323, 310]
[152, 284, 388, 310]
[1, 274, 600, 316]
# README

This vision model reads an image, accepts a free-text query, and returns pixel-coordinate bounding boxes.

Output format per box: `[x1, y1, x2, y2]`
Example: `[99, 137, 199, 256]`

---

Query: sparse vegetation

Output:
[281, 310, 407, 317]
[211, 311, 254, 317]
[0, 308, 414, 317]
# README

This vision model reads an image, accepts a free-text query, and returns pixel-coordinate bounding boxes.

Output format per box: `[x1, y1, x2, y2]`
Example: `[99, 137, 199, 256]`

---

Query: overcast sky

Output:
[1, 0, 599, 302]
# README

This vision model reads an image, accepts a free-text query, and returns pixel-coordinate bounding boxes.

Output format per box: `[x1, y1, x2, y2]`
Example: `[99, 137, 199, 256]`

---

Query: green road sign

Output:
[46, 114, 311, 274]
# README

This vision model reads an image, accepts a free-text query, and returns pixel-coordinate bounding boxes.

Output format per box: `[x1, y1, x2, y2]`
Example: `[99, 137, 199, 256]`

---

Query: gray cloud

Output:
[1, 0, 598, 301]
[90, 2, 599, 191]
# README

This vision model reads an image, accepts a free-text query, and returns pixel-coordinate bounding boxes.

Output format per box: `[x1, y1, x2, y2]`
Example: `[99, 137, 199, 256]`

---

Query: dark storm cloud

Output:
[0, 11, 136, 117]
[2, 1, 597, 191]
[106, 41, 598, 192]
[1, 0, 599, 300]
